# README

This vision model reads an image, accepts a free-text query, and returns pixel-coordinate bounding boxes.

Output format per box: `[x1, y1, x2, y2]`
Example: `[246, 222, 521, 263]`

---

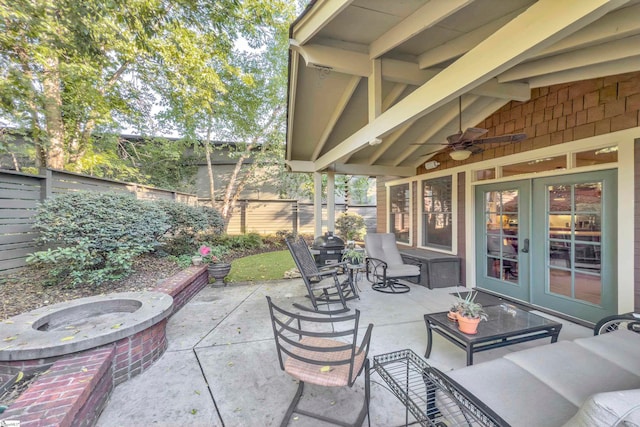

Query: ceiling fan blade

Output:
[474, 133, 527, 145]
[446, 131, 463, 144]
[410, 142, 448, 146]
[460, 127, 488, 141]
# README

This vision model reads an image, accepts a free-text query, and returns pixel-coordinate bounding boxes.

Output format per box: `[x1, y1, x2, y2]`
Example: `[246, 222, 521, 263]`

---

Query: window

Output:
[421, 176, 452, 250]
[389, 183, 410, 244]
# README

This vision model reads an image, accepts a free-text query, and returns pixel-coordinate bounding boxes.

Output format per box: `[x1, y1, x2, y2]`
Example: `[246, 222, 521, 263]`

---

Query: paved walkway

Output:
[96, 279, 591, 427]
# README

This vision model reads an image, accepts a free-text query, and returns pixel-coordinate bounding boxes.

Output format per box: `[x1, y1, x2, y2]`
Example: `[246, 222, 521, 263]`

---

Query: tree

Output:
[160, 1, 295, 226]
[0, 0, 244, 170]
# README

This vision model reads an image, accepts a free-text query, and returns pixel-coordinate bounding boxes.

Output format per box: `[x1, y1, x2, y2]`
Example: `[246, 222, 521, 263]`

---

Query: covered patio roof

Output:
[286, 0, 640, 177]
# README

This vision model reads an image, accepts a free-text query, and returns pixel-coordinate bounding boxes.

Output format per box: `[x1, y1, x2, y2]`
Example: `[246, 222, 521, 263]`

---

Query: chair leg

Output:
[371, 278, 410, 294]
[280, 372, 371, 427]
[280, 381, 305, 427]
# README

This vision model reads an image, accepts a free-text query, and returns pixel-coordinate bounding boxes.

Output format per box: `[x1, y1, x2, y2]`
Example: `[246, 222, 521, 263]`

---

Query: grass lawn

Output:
[226, 250, 295, 283]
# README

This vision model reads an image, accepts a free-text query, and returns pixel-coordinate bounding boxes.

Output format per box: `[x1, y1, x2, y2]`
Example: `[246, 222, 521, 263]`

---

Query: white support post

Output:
[327, 172, 335, 233]
[314, 172, 323, 237]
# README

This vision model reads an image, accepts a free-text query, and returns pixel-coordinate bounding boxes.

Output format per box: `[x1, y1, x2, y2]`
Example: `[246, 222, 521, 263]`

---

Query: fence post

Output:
[292, 201, 298, 236]
[40, 168, 53, 201]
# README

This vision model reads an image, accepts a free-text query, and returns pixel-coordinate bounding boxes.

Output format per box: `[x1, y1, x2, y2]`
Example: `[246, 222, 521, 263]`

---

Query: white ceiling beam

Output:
[368, 122, 413, 165]
[528, 55, 640, 88]
[369, 59, 382, 122]
[286, 160, 316, 173]
[331, 163, 414, 177]
[291, 0, 354, 45]
[286, 52, 299, 161]
[291, 42, 370, 76]
[417, 8, 525, 69]
[369, 0, 473, 59]
[499, 34, 640, 83]
[531, 3, 640, 59]
[311, 76, 361, 161]
[382, 83, 408, 112]
[472, 79, 530, 102]
[291, 43, 439, 84]
[315, 0, 628, 172]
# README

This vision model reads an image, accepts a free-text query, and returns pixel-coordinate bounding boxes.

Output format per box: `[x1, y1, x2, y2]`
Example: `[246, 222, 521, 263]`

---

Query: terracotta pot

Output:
[208, 262, 231, 286]
[457, 316, 481, 334]
[447, 310, 458, 321]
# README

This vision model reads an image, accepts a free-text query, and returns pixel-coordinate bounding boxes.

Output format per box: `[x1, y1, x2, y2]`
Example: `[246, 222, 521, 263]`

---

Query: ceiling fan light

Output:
[450, 150, 472, 161]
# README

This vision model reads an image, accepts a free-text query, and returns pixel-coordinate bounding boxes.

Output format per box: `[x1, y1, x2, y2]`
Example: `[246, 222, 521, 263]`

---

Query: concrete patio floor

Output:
[96, 278, 592, 427]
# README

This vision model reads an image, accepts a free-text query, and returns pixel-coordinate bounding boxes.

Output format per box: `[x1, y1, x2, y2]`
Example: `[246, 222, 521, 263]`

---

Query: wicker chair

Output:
[285, 236, 357, 314]
[266, 296, 373, 427]
[364, 233, 420, 294]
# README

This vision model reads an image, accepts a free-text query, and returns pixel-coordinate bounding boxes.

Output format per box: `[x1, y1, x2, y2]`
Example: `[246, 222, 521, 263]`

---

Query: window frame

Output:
[419, 174, 456, 252]
[386, 181, 412, 246]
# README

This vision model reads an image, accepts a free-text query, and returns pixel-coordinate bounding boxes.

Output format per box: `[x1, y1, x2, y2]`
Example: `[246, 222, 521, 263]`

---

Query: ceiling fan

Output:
[417, 97, 527, 161]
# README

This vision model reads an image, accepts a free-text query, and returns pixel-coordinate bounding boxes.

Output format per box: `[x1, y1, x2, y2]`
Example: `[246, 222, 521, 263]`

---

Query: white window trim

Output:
[417, 173, 458, 255]
[385, 181, 413, 246]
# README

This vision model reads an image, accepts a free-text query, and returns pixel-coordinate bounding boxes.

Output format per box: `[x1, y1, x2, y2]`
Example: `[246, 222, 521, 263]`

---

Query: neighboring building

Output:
[286, 0, 640, 323]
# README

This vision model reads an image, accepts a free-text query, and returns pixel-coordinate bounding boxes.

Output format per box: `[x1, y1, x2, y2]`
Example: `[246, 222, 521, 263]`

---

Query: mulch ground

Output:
[0, 243, 282, 320]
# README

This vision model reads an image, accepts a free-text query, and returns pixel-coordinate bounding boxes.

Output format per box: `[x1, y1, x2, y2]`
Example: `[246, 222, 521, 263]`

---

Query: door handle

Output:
[521, 238, 530, 253]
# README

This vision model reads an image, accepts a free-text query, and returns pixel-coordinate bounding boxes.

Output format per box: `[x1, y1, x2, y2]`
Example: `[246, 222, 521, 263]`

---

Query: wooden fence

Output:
[0, 169, 197, 274]
[0, 169, 376, 274]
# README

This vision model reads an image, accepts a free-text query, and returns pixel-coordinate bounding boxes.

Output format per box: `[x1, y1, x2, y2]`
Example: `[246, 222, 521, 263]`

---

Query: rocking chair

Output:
[285, 236, 357, 314]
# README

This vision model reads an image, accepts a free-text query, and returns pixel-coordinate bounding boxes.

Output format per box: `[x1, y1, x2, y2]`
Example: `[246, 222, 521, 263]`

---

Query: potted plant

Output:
[198, 245, 231, 286]
[448, 290, 477, 321]
[342, 247, 364, 266]
[457, 300, 488, 334]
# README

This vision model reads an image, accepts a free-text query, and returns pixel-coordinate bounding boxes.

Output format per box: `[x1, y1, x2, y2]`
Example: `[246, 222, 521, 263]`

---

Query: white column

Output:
[327, 172, 335, 233]
[314, 172, 323, 237]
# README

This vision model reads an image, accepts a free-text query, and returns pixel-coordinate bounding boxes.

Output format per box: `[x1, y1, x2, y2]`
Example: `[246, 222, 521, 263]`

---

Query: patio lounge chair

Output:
[285, 236, 356, 314]
[364, 233, 420, 293]
[266, 296, 373, 427]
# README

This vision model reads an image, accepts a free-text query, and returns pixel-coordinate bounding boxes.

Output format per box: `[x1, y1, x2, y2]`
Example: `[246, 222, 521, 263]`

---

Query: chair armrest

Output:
[365, 257, 387, 268]
[356, 323, 373, 357]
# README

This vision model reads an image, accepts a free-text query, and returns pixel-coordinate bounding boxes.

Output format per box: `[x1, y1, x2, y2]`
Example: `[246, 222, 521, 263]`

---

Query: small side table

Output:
[346, 263, 364, 297]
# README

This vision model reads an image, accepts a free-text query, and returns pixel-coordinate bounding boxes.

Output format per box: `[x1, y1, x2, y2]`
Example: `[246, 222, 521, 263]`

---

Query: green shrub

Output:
[200, 206, 225, 234]
[155, 200, 209, 237]
[335, 212, 366, 241]
[28, 192, 169, 287]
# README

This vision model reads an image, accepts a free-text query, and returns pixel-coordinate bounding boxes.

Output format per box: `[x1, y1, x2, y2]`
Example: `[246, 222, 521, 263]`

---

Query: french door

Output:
[475, 170, 617, 323]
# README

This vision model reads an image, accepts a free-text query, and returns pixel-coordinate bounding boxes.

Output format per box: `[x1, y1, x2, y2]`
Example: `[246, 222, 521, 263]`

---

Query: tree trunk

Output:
[42, 55, 65, 169]
[204, 125, 216, 209]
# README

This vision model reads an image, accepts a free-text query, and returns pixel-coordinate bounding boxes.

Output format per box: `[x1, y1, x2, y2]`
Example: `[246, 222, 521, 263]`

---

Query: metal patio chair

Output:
[266, 296, 373, 427]
[364, 233, 420, 294]
[285, 236, 357, 314]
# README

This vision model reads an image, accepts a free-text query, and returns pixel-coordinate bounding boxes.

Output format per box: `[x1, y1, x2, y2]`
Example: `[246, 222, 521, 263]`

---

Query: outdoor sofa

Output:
[441, 327, 640, 426]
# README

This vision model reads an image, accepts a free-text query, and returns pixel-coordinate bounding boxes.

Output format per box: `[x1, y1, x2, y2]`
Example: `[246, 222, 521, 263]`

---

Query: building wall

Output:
[380, 71, 640, 307]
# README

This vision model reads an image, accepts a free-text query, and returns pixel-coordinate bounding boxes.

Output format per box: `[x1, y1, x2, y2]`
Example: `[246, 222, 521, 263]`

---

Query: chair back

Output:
[266, 296, 372, 388]
[285, 236, 322, 281]
[364, 233, 404, 265]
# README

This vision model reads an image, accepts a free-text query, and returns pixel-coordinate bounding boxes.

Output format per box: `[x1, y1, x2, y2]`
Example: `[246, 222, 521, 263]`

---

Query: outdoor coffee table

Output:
[424, 304, 562, 365]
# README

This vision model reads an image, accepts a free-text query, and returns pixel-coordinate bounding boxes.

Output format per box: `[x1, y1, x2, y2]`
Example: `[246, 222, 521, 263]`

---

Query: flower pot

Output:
[208, 262, 231, 286]
[192, 256, 203, 266]
[457, 316, 481, 334]
[447, 310, 458, 321]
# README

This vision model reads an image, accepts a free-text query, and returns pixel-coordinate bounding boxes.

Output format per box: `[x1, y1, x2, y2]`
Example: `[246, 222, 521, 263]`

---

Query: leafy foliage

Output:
[27, 192, 169, 287]
[335, 212, 366, 241]
[155, 200, 209, 237]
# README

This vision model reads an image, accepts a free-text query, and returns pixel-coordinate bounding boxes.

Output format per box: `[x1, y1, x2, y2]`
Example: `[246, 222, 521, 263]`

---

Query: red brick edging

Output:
[0, 265, 209, 427]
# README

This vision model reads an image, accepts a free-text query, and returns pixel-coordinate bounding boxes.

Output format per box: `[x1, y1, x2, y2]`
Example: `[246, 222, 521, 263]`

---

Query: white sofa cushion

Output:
[562, 389, 640, 427]
[574, 329, 640, 376]
[504, 340, 640, 407]
[446, 358, 578, 427]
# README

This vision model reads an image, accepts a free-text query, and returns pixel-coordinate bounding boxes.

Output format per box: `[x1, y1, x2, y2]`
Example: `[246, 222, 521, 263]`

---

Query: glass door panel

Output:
[476, 181, 529, 301]
[532, 170, 616, 323]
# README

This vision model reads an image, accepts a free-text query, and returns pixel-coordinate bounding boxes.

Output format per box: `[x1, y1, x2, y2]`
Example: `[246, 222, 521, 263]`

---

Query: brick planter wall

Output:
[0, 265, 208, 427]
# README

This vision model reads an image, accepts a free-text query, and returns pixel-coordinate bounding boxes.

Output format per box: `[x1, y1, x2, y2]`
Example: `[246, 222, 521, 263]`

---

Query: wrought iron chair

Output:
[285, 236, 357, 314]
[364, 233, 420, 294]
[266, 296, 373, 427]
